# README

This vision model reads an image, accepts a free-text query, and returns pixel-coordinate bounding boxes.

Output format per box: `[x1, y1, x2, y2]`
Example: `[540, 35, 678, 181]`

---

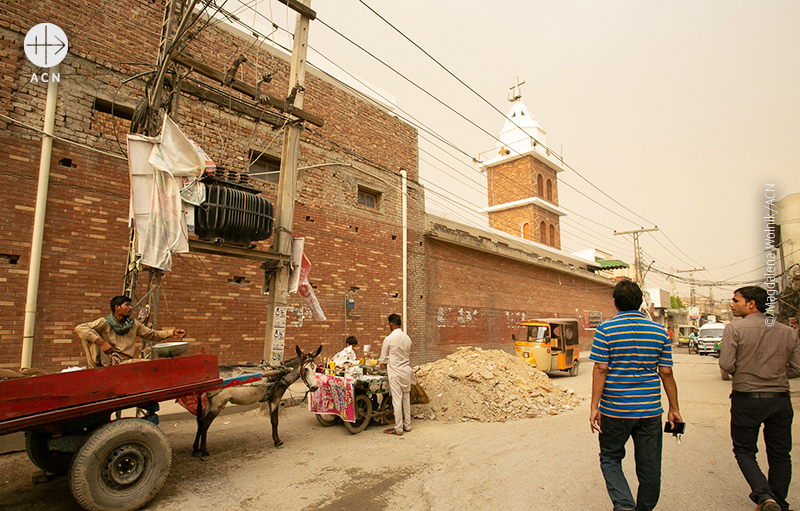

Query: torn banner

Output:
[298, 252, 326, 321]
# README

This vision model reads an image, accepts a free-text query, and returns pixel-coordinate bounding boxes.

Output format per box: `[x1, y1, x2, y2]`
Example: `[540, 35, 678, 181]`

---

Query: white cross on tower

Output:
[509, 76, 525, 102]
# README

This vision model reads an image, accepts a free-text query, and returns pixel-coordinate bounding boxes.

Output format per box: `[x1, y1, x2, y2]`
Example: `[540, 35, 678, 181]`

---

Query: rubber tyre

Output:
[568, 360, 579, 377]
[720, 368, 731, 381]
[343, 394, 373, 434]
[69, 419, 171, 511]
[25, 430, 74, 475]
[315, 414, 341, 427]
[377, 394, 394, 425]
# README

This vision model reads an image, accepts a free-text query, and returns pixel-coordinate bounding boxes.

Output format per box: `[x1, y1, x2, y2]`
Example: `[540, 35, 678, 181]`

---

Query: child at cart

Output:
[332, 336, 359, 368]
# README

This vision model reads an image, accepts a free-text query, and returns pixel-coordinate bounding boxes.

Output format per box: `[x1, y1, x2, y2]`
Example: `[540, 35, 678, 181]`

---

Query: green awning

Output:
[595, 259, 630, 270]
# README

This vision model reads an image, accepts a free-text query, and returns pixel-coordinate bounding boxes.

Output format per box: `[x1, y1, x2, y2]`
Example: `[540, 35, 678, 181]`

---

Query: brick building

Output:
[0, 0, 425, 371]
[478, 80, 566, 250]
[0, 1, 614, 373]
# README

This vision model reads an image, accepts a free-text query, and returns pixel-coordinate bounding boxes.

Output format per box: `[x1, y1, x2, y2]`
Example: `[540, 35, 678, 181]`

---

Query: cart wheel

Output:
[69, 418, 171, 511]
[568, 359, 579, 377]
[315, 414, 341, 427]
[343, 394, 373, 434]
[26, 430, 74, 475]
[377, 394, 394, 425]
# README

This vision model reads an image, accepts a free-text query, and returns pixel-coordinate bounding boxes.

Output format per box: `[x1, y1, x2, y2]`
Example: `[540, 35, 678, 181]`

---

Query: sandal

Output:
[383, 428, 402, 436]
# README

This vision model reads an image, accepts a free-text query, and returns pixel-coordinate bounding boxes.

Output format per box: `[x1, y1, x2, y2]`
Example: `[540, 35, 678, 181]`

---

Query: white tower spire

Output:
[496, 77, 547, 157]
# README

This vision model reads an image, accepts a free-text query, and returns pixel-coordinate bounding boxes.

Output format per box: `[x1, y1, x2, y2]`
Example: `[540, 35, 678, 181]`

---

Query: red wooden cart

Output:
[0, 355, 221, 511]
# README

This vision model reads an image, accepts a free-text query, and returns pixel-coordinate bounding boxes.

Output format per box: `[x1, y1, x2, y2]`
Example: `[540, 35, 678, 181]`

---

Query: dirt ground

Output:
[1, 352, 799, 511]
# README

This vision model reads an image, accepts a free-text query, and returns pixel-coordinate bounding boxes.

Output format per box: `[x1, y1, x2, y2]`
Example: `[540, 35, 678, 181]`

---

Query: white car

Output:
[697, 323, 725, 357]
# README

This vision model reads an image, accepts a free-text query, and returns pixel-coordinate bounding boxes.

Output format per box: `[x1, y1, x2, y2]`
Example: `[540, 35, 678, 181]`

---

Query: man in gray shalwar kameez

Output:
[380, 313, 415, 436]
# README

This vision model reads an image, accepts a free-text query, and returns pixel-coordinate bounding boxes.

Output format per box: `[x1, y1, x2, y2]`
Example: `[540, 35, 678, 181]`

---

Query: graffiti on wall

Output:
[504, 310, 528, 328]
[437, 307, 480, 327]
[289, 307, 311, 328]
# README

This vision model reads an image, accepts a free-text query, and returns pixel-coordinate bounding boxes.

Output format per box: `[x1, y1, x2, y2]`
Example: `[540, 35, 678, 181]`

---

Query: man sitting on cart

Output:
[332, 336, 359, 368]
[75, 295, 186, 367]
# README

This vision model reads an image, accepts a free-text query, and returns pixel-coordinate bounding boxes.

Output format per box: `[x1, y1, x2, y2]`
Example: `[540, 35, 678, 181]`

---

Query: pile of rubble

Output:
[411, 347, 582, 423]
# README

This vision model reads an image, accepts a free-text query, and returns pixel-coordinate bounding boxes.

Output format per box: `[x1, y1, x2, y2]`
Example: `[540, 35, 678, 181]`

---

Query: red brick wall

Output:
[486, 155, 561, 249]
[421, 238, 616, 363]
[0, 0, 608, 372]
[0, 0, 424, 371]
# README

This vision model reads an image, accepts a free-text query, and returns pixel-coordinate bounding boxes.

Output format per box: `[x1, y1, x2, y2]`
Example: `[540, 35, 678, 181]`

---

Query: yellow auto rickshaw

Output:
[512, 318, 580, 376]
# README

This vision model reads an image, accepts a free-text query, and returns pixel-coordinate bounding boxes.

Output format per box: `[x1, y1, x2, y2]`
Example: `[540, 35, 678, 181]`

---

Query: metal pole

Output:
[401, 170, 407, 322]
[21, 65, 60, 369]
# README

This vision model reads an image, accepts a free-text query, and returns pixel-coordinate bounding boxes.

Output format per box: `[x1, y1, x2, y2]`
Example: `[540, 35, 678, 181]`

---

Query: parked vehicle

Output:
[697, 323, 725, 357]
[675, 324, 694, 347]
[512, 318, 580, 376]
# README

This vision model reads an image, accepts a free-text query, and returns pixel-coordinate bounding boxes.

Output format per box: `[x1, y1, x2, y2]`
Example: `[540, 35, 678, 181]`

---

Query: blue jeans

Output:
[598, 414, 663, 511]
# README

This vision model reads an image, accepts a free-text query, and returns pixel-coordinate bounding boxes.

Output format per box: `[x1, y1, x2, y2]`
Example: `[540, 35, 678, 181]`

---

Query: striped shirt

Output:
[589, 310, 672, 419]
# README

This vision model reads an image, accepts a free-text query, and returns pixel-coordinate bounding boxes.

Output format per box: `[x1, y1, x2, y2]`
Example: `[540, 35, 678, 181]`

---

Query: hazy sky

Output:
[227, 0, 799, 298]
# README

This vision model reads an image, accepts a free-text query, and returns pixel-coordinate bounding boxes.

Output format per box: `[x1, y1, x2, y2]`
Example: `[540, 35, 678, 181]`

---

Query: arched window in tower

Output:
[522, 222, 531, 240]
[537, 174, 544, 197]
[546, 179, 553, 202]
[549, 224, 556, 247]
[539, 221, 546, 244]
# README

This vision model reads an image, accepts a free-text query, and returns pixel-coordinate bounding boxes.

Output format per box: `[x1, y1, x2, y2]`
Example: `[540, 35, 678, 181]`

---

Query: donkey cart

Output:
[310, 373, 394, 434]
[0, 355, 221, 511]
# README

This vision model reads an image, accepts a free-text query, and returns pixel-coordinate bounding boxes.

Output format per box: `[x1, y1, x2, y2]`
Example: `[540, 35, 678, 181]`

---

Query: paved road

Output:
[0, 351, 798, 510]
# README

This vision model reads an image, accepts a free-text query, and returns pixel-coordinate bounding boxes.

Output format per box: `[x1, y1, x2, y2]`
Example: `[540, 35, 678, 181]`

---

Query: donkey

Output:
[192, 345, 321, 458]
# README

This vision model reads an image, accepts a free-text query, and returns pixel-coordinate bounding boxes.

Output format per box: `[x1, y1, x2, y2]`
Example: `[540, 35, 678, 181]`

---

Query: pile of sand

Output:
[411, 347, 582, 423]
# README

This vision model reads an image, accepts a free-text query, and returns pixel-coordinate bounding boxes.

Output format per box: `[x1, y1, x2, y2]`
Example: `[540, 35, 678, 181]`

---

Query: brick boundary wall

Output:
[0, 0, 615, 371]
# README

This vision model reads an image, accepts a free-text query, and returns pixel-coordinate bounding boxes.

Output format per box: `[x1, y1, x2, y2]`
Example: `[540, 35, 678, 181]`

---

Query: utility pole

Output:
[677, 268, 704, 307]
[669, 266, 677, 304]
[148, 0, 198, 135]
[264, 0, 314, 364]
[614, 227, 658, 286]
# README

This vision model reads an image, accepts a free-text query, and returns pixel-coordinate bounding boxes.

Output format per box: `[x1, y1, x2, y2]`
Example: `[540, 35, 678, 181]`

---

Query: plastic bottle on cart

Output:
[329, 359, 335, 374]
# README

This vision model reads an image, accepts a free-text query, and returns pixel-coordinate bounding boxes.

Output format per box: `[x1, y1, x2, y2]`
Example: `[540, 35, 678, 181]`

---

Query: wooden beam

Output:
[179, 80, 285, 126]
[188, 239, 289, 263]
[276, 0, 316, 20]
[174, 54, 324, 127]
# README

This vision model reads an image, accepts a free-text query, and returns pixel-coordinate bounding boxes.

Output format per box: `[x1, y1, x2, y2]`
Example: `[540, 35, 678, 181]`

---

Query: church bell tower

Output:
[478, 78, 566, 249]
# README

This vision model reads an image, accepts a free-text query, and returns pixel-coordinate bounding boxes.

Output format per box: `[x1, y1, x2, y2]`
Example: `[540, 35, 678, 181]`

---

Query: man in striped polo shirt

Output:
[589, 279, 682, 511]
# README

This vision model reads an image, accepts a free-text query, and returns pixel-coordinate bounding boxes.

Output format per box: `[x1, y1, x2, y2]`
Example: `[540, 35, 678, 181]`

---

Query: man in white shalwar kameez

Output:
[332, 336, 359, 368]
[380, 314, 415, 436]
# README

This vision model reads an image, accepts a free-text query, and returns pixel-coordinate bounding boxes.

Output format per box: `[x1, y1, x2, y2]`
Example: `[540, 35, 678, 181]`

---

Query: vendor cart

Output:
[310, 371, 394, 434]
[0, 354, 221, 511]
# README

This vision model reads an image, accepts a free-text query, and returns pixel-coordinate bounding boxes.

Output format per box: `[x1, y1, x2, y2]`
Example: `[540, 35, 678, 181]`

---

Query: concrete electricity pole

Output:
[264, 0, 314, 364]
[613, 227, 659, 286]
[677, 268, 704, 307]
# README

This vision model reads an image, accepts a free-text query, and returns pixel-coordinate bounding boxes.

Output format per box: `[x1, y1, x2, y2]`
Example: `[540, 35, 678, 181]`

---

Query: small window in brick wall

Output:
[248, 151, 281, 184]
[358, 187, 379, 209]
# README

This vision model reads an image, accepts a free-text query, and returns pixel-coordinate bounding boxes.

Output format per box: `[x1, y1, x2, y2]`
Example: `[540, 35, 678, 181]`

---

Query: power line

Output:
[327, 3, 733, 273]
[218, 3, 680, 267]
[223, 3, 720, 277]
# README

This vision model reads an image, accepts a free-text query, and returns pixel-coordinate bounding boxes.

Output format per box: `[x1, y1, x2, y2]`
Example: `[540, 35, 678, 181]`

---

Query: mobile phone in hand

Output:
[664, 421, 686, 435]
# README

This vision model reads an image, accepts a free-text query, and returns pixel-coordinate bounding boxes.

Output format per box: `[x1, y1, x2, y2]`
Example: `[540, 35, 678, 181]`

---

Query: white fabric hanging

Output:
[127, 114, 205, 271]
